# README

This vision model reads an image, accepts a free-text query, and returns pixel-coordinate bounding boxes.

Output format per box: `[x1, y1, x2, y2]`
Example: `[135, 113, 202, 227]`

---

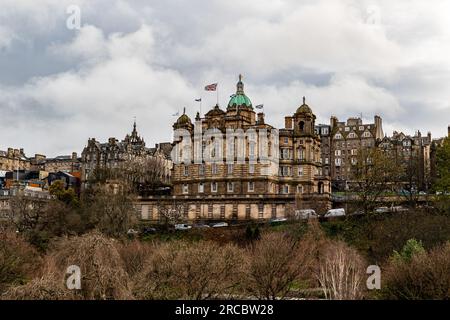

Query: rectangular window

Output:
[208, 204, 213, 219]
[199, 164, 205, 176]
[249, 144, 256, 157]
[248, 181, 255, 192]
[182, 184, 189, 194]
[249, 164, 255, 174]
[227, 182, 234, 193]
[282, 166, 291, 176]
[272, 204, 277, 218]
[284, 137, 289, 144]
[325, 157, 329, 164]
[220, 205, 225, 219]
[212, 163, 218, 175]
[198, 183, 204, 193]
[298, 167, 304, 176]
[183, 165, 189, 176]
[258, 203, 264, 218]
[211, 182, 218, 192]
[227, 164, 233, 175]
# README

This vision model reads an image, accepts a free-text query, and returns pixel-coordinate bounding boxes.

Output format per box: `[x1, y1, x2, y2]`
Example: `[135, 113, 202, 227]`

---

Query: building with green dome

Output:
[155, 75, 332, 220]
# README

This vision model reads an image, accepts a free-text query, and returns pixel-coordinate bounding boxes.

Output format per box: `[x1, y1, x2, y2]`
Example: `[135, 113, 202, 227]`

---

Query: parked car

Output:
[141, 227, 157, 235]
[295, 209, 318, 220]
[374, 206, 390, 213]
[127, 228, 139, 235]
[175, 224, 192, 231]
[391, 206, 409, 212]
[211, 222, 229, 228]
[324, 208, 345, 218]
[270, 217, 288, 223]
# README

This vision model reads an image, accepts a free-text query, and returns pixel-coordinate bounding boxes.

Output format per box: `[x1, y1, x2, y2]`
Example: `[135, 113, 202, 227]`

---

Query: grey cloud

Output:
[0, 0, 449, 156]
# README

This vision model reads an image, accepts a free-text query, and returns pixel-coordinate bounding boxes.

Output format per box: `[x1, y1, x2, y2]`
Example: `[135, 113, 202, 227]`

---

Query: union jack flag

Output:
[204, 83, 218, 91]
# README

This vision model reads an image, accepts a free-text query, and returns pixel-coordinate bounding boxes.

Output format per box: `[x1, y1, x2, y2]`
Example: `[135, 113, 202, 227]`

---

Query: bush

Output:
[49, 231, 133, 300]
[244, 232, 315, 300]
[134, 241, 245, 299]
[380, 242, 450, 299]
[0, 229, 41, 294]
[116, 240, 153, 278]
[2, 276, 76, 300]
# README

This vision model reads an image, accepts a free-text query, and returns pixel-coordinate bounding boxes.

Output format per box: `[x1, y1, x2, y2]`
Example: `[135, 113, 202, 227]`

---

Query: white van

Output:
[324, 208, 345, 218]
[295, 209, 318, 220]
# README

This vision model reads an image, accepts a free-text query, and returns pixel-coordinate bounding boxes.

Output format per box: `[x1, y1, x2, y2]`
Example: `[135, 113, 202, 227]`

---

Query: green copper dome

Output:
[228, 94, 252, 108]
[227, 74, 253, 109]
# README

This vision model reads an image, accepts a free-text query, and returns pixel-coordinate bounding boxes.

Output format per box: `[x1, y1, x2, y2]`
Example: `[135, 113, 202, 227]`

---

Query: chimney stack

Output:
[285, 116, 292, 129]
[257, 112, 265, 124]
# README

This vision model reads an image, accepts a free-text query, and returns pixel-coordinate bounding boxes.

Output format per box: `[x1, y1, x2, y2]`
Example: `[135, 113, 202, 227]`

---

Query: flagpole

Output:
[216, 84, 219, 105]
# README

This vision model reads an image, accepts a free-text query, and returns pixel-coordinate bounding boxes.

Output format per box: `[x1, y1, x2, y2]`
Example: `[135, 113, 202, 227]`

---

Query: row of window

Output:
[334, 131, 372, 139]
[182, 181, 255, 194]
[183, 164, 256, 176]
[181, 183, 305, 195]
[335, 149, 358, 156]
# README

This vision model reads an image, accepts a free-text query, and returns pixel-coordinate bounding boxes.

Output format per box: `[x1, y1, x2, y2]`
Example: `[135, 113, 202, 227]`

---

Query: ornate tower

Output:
[293, 97, 316, 136]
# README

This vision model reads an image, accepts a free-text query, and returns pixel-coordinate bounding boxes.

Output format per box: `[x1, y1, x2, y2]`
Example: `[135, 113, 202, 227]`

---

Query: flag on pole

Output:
[204, 83, 218, 91]
[230, 94, 236, 98]
[255, 104, 264, 109]
[195, 98, 202, 102]
[172, 111, 179, 117]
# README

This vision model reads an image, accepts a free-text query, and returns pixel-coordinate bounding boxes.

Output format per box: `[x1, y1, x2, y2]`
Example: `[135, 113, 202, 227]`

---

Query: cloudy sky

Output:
[0, 0, 449, 156]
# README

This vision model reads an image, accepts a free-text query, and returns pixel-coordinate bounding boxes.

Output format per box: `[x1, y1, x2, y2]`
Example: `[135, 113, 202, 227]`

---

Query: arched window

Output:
[299, 121, 305, 132]
[298, 146, 305, 160]
[318, 182, 324, 194]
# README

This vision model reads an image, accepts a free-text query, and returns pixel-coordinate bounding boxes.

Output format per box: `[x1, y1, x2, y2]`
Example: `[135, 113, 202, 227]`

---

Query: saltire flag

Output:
[230, 94, 236, 98]
[172, 111, 179, 116]
[255, 104, 264, 109]
[204, 83, 218, 91]
[195, 98, 202, 102]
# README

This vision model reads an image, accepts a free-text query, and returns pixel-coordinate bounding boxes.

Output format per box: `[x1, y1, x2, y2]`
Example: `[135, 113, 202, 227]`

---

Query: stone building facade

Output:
[81, 122, 172, 186]
[0, 148, 31, 171]
[31, 153, 81, 173]
[380, 130, 432, 191]
[329, 115, 384, 190]
[138, 76, 331, 222]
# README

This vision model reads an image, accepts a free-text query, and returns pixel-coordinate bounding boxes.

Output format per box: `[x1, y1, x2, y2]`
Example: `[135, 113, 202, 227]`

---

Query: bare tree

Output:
[244, 232, 314, 300]
[350, 148, 402, 214]
[317, 241, 366, 300]
[119, 156, 169, 195]
[86, 185, 138, 238]
[156, 199, 186, 229]
[49, 231, 133, 300]
[134, 241, 245, 300]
